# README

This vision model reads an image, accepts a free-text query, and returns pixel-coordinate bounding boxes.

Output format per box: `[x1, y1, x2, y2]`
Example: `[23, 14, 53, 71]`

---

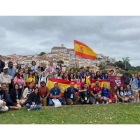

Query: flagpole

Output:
[74, 40, 77, 69]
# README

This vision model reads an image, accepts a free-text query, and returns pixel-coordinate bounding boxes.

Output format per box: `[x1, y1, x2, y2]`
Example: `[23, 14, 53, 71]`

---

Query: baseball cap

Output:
[40, 81, 46, 84]
[54, 82, 58, 85]
[3, 66, 8, 70]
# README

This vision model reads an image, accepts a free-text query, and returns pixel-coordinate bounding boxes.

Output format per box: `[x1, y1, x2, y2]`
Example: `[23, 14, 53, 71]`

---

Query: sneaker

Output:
[106, 102, 108, 104]
[27, 109, 31, 111]
[96, 102, 99, 104]
[102, 101, 105, 104]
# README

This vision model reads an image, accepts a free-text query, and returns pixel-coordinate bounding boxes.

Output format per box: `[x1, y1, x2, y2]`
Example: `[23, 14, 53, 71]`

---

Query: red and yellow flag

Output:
[74, 40, 97, 60]
[90, 79, 110, 89]
[48, 78, 77, 98]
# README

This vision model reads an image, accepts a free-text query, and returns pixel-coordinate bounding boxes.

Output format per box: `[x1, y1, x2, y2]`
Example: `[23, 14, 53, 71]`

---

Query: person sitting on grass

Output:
[49, 82, 62, 106]
[65, 82, 80, 105]
[8, 83, 22, 110]
[90, 80, 102, 104]
[26, 87, 42, 111]
[101, 83, 110, 104]
[0, 83, 9, 112]
[79, 83, 91, 104]
[110, 86, 118, 103]
[21, 82, 34, 105]
[117, 86, 127, 103]
[124, 85, 134, 103]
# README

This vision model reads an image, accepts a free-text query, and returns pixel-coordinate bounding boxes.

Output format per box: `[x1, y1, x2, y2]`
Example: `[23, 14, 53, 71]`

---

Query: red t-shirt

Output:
[91, 85, 102, 94]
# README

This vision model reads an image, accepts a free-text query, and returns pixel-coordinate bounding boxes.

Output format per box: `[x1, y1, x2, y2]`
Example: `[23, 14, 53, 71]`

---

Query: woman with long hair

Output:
[16, 64, 21, 73]
[75, 71, 82, 84]
[57, 72, 64, 79]
[13, 69, 25, 92]
[8, 83, 22, 110]
[95, 71, 102, 80]
[68, 73, 75, 81]
[34, 72, 39, 87]
[26, 70, 36, 87]
[110, 85, 118, 103]
[117, 86, 126, 103]
[20, 82, 34, 105]
[103, 73, 110, 81]
[63, 73, 69, 81]
[26, 87, 42, 111]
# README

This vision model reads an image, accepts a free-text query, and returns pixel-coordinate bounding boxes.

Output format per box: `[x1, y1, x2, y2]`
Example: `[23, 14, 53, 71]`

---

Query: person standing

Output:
[49, 62, 55, 72]
[13, 69, 25, 93]
[23, 68, 28, 87]
[31, 61, 38, 72]
[37, 66, 42, 77]
[123, 69, 132, 87]
[8, 61, 16, 91]
[129, 73, 139, 102]
[41, 63, 47, 72]
[115, 67, 121, 76]
[0, 67, 11, 95]
[16, 64, 21, 73]
[49, 82, 62, 106]
[25, 70, 36, 87]
[0, 83, 9, 112]
[100, 68, 105, 79]
[0, 55, 5, 73]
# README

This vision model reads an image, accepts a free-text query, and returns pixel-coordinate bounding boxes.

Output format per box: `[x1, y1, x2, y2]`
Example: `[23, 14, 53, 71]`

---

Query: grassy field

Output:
[1, 103, 140, 124]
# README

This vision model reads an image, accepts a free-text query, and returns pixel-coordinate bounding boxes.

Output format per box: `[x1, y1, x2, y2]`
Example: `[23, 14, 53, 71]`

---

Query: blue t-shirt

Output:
[50, 88, 61, 96]
[104, 77, 110, 81]
[80, 72, 84, 77]
[101, 88, 110, 98]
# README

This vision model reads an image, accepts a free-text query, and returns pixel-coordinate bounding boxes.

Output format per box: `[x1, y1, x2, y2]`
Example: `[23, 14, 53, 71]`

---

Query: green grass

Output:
[1, 103, 140, 124]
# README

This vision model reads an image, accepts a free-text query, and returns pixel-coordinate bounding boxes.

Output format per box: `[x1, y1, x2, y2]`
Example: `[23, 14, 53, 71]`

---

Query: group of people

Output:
[0, 54, 140, 112]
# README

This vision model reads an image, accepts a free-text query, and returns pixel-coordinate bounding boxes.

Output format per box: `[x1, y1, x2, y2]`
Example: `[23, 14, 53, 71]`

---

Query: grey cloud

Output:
[0, 16, 140, 66]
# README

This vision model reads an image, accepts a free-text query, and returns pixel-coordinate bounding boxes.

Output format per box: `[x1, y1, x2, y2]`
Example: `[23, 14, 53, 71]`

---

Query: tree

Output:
[58, 60, 64, 64]
[39, 52, 46, 56]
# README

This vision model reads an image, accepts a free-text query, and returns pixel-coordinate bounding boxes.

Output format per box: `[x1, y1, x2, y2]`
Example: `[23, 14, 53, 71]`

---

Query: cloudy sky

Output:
[0, 16, 140, 66]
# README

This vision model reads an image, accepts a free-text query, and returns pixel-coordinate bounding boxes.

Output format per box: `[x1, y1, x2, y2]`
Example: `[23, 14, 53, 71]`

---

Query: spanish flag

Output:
[90, 79, 110, 89]
[74, 40, 97, 60]
[48, 78, 77, 98]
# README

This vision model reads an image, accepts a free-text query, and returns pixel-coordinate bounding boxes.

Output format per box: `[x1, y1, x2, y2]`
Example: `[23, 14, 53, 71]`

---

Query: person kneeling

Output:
[79, 83, 91, 104]
[26, 87, 42, 111]
[65, 82, 80, 105]
[49, 82, 62, 106]
[101, 83, 110, 104]
[8, 83, 22, 110]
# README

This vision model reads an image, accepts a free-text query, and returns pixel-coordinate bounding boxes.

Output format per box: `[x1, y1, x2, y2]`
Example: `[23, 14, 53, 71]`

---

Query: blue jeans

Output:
[26, 103, 42, 110]
[49, 97, 62, 106]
